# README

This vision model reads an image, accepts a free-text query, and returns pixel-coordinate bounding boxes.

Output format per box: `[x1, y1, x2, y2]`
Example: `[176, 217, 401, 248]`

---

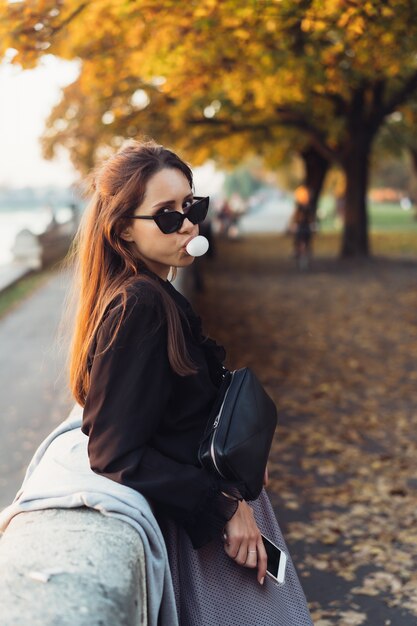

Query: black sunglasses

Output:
[130, 196, 209, 234]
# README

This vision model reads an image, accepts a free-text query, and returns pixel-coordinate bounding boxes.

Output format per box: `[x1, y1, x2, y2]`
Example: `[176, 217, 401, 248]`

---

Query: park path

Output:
[194, 236, 417, 626]
[0, 267, 75, 509]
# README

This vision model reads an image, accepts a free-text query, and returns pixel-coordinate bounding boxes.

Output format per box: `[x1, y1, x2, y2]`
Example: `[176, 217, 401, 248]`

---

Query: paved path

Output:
[239, 198, 293, 233]
[0, 267, 74, 509]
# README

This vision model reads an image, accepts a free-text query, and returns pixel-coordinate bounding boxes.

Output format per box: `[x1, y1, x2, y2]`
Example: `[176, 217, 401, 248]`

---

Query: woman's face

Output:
[120, 167, 199, 280]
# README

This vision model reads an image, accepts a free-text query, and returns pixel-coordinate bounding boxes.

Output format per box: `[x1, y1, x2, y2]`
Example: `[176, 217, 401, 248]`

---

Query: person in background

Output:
[289, 185, 315, 270]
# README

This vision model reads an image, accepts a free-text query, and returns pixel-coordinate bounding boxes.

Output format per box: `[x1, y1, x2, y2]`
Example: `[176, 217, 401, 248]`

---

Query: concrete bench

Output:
[0, 508, 147, 625]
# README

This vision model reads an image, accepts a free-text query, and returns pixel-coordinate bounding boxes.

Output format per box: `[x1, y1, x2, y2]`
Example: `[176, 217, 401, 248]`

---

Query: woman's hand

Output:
[222, 500, 267, 585]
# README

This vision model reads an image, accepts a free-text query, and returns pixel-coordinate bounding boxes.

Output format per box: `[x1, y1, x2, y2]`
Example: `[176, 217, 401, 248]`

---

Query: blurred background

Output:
[1, 2, 417, 624]
[2, 0, 417, 264]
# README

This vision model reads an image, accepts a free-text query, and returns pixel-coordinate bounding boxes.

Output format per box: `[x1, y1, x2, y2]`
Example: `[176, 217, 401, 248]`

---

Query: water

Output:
[0, 206, 74, 266]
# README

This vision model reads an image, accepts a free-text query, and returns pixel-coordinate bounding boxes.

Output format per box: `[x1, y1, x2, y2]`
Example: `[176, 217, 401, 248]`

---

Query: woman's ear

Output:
[118, 220, 134, 242]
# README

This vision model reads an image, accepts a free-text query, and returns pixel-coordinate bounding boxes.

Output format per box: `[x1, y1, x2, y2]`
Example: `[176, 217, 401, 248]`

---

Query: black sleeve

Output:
[82, 287, 241, 548]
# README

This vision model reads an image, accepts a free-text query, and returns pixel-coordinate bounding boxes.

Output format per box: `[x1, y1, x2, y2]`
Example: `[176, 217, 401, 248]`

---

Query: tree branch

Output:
[273, 107, 339, 161]
[50, 2, 90, 35]
[186, 110, 340, 163]
[383, 69, 417, 117]
[18, 2, 90, 39]
[369, 79, 386, 124]
[311, 90, 348, 117]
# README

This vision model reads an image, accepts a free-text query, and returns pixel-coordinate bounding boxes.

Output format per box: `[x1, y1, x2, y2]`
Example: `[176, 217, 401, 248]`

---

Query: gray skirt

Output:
[159, 489, 314, 626]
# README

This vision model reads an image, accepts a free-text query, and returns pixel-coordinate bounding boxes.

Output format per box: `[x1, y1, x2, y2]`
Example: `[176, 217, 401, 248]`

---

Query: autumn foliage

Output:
[2, 1, 417, 256]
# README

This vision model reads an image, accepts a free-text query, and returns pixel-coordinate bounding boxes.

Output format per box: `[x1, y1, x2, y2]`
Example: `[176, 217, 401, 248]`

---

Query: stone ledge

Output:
[0, 508, 147, 626]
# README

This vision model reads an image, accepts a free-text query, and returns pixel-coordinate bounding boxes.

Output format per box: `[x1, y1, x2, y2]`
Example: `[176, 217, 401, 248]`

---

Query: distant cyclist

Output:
[289, 186, 315, 270]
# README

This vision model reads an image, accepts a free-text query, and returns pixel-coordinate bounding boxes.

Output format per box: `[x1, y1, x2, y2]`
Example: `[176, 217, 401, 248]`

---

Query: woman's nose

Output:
[179, 214, 196, 233]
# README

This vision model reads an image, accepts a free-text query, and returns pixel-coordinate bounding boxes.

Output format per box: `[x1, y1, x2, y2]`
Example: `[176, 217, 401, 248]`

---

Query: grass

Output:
[233, 231, 417, 260]
[314, 197, 417, 257]
[370, 231, 417, 256]
[314, 231, 417, 257]
[0, 266, 60, 320]
[318, 198, 417, 233]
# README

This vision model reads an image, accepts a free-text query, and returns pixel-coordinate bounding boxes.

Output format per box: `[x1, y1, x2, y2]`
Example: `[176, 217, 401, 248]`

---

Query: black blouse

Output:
[81, 267, 241, 548]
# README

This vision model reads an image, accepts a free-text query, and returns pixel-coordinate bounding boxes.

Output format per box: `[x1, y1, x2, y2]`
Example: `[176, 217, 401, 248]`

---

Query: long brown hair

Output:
[64, 139, 198, 407]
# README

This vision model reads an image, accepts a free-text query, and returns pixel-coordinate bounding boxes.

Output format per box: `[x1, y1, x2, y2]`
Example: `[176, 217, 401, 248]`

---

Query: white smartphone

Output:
[261, 534, 287, 584]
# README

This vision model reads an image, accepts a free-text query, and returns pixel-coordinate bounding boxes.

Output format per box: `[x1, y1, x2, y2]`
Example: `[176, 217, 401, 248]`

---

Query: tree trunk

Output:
[409, 147, 417, 176]
[408, 147, 417, 197]
[407, 148, 417, 220]
[300, 146, 330, 215]
[340, 133, 373, 257]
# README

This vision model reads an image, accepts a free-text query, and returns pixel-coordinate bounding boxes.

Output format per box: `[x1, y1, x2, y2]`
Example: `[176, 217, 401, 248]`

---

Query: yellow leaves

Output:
[192, 0, 218, 18]
[234, 28, 251, 40]
[313, 610, 367, 626]
[337, 8, 365, 37]
[301, 17, 327, 33]
[221, 15, 242, 29]
[338, 8, 356, 30]
[352, 572, 403, 596]
[348, 16, 365, 36]
[380, 31, 395, 46]
[265, 19, 277, 33]
[385, 62, 402, 78]
[338, 611, 367, 625]
[3, 0, 417, 176]
[381, 6, 395, 19]
[396, 529, 417, 547]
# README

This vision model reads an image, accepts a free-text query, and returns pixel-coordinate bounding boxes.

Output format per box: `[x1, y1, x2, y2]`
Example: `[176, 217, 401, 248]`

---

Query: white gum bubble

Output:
[185, 235, 209, 257]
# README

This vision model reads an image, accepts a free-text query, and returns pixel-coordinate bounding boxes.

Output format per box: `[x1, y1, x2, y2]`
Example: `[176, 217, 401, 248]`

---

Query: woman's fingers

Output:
[244, 546, 258, 568]
[223, 532, 246, 562]
[222, 501, 267, 584]
[256, 535, 268, 585]
[226, 539, 267, 586]
[234, 541, 251, 566]
[224, 539, 259, 568]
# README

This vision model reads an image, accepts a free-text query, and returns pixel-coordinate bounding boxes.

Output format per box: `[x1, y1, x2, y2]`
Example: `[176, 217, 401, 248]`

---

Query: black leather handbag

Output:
[198, 367, 278, 500]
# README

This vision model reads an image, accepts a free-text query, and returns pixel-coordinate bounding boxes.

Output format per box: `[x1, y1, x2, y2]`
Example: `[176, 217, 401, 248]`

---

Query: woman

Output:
[68, 140, 313, 625]
[290, 186, 315, 270]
